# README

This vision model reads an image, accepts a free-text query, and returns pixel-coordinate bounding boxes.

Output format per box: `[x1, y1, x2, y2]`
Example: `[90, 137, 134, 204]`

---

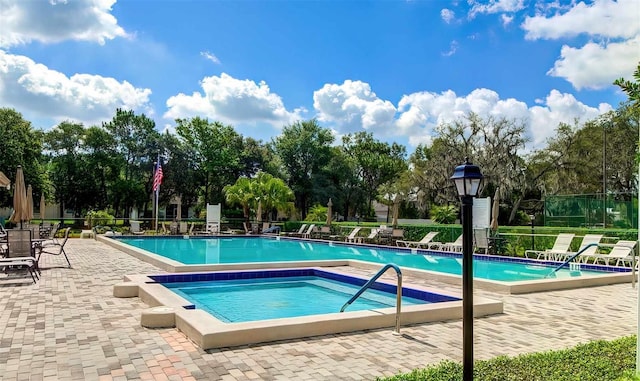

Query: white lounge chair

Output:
[525, 233, 575, 260]
[556, 234, 603, 262]
[431, 234, 463, 252]
[344, 227, 362, 243]
[582, 240, 637, 267]
[396, 231, 439, 248]
[361, 228, 380, 244]
[302, 224, 316, 239]
[286, 224, 308, 237]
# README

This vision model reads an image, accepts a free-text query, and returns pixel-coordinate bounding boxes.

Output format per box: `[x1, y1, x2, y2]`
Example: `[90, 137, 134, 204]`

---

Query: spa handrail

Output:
[340, 263, 403, 334]
[546, 243, 599, 278]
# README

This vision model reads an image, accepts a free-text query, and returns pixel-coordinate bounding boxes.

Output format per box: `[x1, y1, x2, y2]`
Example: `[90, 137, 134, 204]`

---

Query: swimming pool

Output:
[116, 268, 502, 349]
[103, 235, 633, 294]
[167, 276, 431, 322]
[115, 236, 618, 281]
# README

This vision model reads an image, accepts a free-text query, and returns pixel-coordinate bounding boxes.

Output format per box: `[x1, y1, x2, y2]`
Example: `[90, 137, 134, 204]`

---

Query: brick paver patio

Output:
[0, 238, 636, 380]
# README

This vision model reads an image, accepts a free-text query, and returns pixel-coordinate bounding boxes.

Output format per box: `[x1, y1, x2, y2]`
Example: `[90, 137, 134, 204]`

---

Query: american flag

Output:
[152, 162, 163, 192]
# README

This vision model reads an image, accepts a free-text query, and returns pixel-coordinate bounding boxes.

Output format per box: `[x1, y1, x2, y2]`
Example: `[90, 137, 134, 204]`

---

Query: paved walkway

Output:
[0, 239, 636, 381]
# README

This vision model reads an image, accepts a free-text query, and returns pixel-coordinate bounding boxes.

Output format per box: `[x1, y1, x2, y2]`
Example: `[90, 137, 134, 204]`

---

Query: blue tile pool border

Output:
[147, 268, 460, 304]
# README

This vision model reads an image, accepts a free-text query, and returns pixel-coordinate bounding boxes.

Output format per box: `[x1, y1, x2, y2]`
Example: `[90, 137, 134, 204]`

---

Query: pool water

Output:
[165, 276, 427, 322]
[119, 237, 608, 282]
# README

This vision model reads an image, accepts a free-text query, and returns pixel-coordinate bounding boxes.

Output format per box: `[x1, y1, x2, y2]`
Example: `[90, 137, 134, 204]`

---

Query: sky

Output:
[0, 0, 639, 152]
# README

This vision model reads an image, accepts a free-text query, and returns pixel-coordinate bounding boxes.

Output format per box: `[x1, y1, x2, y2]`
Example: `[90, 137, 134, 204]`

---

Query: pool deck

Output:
[0, 238, 637, 380]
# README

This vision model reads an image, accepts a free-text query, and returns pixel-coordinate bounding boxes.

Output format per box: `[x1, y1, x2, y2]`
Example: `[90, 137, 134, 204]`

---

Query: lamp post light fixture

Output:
[450, 158, 484, 381]
[530, 214, 535, 251]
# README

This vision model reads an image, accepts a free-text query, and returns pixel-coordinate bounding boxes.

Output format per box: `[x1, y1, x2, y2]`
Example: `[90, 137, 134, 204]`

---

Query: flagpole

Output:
[155, 154, 160, 233]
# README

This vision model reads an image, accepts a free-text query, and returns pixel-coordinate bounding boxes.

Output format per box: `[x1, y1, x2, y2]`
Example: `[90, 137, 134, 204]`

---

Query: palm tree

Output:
[223, 177, 254, 223]
[253, 172, 294, 221]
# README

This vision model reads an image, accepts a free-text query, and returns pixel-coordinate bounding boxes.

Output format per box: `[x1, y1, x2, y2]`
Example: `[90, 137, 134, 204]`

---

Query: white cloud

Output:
[548, 36, 640, 90]
[442, 40, 459, 57]
[312, 80, 397, 134]
[0, 50, 153, 125]
[0, 0, 127, 48]
[394, 88, 607, 149]
[522, 0, 640, 40]
[200, 51, 221, 65]
[164, 73, 302, 127]
[441, 8, 455, 23]
[396, 88, 529, 146]
[468, 0, 525, 18]
[529, 90, 611, 147]
[501, 14, 514, 26]
[521, 0, 640, 90]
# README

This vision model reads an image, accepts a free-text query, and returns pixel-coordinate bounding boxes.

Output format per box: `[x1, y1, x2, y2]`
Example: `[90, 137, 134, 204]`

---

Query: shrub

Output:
[379, 336, 636, 381]
[306, 204, 328, 222]
[431, 205, 458, 224]
[85, 210, 115, 228]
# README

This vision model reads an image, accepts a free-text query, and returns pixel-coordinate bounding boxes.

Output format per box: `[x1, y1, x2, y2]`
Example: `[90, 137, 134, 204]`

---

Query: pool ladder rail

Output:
[545, 243, 599, 278]
[340, 263, 403, 334]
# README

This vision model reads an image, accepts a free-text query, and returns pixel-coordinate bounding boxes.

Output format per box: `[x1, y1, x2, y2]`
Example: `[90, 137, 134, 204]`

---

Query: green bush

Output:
[85, 210, 115, 228]
[431, 205, 458, 224]
[379, 336, 637, 381]
[306, 204, 328, 222]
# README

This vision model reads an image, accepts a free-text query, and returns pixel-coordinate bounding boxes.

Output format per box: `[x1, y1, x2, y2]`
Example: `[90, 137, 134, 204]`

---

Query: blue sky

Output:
[1, 0, 639, 151]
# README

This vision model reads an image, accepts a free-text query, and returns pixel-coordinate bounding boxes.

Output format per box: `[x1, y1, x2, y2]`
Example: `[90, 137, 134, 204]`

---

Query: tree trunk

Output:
[508, 195, 523, 224]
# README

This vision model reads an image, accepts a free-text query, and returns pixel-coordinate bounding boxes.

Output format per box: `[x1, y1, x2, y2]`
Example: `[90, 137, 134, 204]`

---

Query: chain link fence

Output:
[544, 193, 637, 229]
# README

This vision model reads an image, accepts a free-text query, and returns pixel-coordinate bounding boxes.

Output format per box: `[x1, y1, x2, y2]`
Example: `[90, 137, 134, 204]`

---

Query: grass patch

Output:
[379, 336, 638, 381]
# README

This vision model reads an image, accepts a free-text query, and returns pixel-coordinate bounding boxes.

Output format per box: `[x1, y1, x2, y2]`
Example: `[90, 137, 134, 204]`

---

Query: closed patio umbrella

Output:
[26, 185, 34, 222]
[9, 166, 27, 227]
[326, 198, 333, 225]
[490, 187, 500, 232]
[176, 195, 182, 221]
[391, 195, 400, 228]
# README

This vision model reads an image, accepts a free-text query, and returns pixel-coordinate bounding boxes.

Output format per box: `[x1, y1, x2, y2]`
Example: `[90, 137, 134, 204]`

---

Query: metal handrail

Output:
[340, 263, 403, 334]
[546, 243, 599, 278]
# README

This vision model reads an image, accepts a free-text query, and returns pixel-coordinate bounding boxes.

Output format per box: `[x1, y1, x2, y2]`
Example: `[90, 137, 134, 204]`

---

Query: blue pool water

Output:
[164, 276, 427, 322]
[152, 268, 457, 323]
[119, 236, 611, 282]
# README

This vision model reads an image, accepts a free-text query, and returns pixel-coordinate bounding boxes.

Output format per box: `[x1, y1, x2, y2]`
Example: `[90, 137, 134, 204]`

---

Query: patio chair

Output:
[344, 227, 362, 243]
[40, 221, 52, 238]
[525, 233, 575, 260]
[556, 234, 603, 262]
[40, 222, 61, 248]
[130, 221, 146, 235]
[37, 227, 71, 268]
[396, 231, 439, 248]
[286, 224, 308, 237]
[302, 224, 316, 239]
[2, 229, 39, 283]
[390, 229, 404, 245]
[431, 234, 463, 252]
[473, 228, 489, 254]
[314, 226, 331, 239]
[581, 240, 637, 267]
[361, 228, 380, 244]
[179, 221, 188, 234]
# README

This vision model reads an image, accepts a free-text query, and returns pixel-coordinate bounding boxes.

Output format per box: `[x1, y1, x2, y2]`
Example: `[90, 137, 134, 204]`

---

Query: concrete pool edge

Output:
[114, 267, 504, 350]
[99, 235, 635, 294]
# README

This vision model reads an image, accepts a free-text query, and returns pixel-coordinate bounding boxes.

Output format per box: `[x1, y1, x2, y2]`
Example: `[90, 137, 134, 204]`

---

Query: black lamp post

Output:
[450, 158, 484, 381]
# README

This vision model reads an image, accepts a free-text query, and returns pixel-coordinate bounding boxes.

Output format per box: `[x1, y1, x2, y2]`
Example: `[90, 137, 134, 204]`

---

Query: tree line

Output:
[0, 64, 638, 225]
